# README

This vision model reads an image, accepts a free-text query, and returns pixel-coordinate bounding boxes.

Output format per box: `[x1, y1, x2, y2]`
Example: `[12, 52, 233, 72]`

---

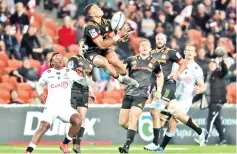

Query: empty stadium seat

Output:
[0, 82, 14, 91]
[0, 98, 8, 104]
[8, 59, 22, 69]
[29, 59, 41, 73]
[93, 92, 104, 104]
[104, 90, 122, 103]
[17, 83, 32, 91]
[68, 44, 79, 54]
[18, 90, 30, 103]
[53, 44, 66, 55]
[0, 52, 8, 66]
[0, 90, 10, 103]
[4, 67, 16, 75]
[1, 75, 17, 88]
[0, 60, 6, 75]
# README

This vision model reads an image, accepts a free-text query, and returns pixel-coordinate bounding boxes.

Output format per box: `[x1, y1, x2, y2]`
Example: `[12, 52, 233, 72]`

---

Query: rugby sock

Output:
[124, 129, 136, 148]
[63, 134, 72, 144]
[153, 128, 160, 146]
[73, 127, 85, 145]
[26, 143, 36, 153]
[186, 117, 202, 135]
[160, 132, 174, 149]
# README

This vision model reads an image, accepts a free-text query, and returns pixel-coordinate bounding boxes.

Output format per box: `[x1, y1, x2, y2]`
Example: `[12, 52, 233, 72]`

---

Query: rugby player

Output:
[144, 33, 186, 150]
[24, 53, 89, 154]
[144, 34, 205, 150]
[83, 4, 139, 88]
[118, 39, 164, 153]
[155, 44, 206, 152]
[67, 40, 95, 153]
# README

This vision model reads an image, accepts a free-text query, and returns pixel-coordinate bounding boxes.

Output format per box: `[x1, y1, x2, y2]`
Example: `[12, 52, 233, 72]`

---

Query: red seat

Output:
[8, 59, 22, 69]
[68, 44, 79, 54]
[0, 82, 14, 91]
[4, 67, 16, 75]
[93, 92, 104, 104]
[0, 90, 10, 103]
[29, 59, 41, 73]
[0, 98, 9, 104]
[17, 83, 32, 91]
[0, 52, 8, 66]
[2, 75, 18, 87]
[53, 44, 66, 55]
[18, 90, 30, 104]
[104, 90, 122, 103]
[0, 60, 6, 75]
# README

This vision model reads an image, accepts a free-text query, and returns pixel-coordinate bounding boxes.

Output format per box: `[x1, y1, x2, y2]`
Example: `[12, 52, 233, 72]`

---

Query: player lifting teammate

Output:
[24, 53, 89, 154]
[83, 4, 138, 88]
[155, 44, 206, 152]
[67, 40, 95, 153]
[118, 39, 164, 153]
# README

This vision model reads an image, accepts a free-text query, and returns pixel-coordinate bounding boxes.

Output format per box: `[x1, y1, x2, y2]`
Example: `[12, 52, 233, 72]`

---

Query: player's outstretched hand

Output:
[121, 30, 135, 42]
[194, 85, 202, 94]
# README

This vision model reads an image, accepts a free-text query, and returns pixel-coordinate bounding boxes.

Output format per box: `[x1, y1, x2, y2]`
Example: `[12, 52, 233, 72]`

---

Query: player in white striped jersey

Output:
[24, 52, 89, 154]
[155, 44, 206, 152]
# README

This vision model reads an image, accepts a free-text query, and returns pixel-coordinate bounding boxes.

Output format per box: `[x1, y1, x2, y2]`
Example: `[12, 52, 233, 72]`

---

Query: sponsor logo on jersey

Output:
[177, 77, 192, 84]
[64, 73, 69, 79]
[24, 112, 100, 136]
[48, 76, 54, 78]
[51, 81, 68, 89]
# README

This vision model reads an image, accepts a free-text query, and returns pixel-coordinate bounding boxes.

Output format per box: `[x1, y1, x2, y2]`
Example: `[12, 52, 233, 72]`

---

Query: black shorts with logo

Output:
[161, 79, 176, 102]
[71, 83, 89, 109]
[83, 48, 109, 64]
[121, 95, 148, 110]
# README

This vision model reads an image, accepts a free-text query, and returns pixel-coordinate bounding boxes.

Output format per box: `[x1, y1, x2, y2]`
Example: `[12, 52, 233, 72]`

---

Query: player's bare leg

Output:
[119, 109, 130, 129]
[105, 50, 126, 74]
[105, 50, 139, 87]
[60, 113, 82, 154]
[119, 107, 142, 153]
[156, 118, 178, 152]
[73, 107, 88, 153]
[24, 121, 50, 153]
[163, 100, 206, 146]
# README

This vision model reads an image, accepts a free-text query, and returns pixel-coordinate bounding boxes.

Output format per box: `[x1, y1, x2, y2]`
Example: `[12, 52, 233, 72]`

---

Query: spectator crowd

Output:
[0, 0, 236, 105]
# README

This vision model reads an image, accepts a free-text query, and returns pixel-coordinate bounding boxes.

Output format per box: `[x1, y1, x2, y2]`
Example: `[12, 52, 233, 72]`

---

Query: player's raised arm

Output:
[168, 50, 186, 80]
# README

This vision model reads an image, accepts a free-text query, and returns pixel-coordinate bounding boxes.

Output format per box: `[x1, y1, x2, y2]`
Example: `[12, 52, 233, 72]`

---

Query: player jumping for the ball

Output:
[155, 43, 206, 152]
[118, 39, 164, 153]
[24, 53, 89, 154]
[83, 4, 138, 88]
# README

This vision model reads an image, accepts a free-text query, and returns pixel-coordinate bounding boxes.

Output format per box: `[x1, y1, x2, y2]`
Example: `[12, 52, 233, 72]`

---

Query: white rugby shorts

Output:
[41, 105, 78, 125]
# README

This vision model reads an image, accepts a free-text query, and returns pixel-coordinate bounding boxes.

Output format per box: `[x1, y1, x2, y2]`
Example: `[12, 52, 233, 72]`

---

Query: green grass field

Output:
[0, 145, 236, 154]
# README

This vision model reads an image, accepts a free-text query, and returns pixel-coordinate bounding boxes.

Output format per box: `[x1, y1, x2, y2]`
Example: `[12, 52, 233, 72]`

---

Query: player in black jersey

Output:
[118, 39, 164, 153]
[67, 41, 95, 153]
[83, 4, 138, 88]
[144, 33, 206, 151]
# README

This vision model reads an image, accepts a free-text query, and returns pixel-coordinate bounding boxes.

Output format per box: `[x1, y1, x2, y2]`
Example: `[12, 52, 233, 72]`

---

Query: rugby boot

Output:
[60, 143, 70, 154]
[73, 144, 81, 153]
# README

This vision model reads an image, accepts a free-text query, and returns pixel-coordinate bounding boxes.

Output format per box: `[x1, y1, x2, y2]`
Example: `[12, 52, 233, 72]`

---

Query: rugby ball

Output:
[111, 11, 125, 30]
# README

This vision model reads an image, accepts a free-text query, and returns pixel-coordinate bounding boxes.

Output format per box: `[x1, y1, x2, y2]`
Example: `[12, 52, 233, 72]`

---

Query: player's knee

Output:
[150, 109, 159, 119]
[71, 114, 82, 127]
[119, 118, 127, 127]
[128, 112, 140, 123]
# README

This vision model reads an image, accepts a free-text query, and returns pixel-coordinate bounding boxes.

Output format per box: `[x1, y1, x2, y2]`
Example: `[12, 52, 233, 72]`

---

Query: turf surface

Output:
[0, 145, 236, 154]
